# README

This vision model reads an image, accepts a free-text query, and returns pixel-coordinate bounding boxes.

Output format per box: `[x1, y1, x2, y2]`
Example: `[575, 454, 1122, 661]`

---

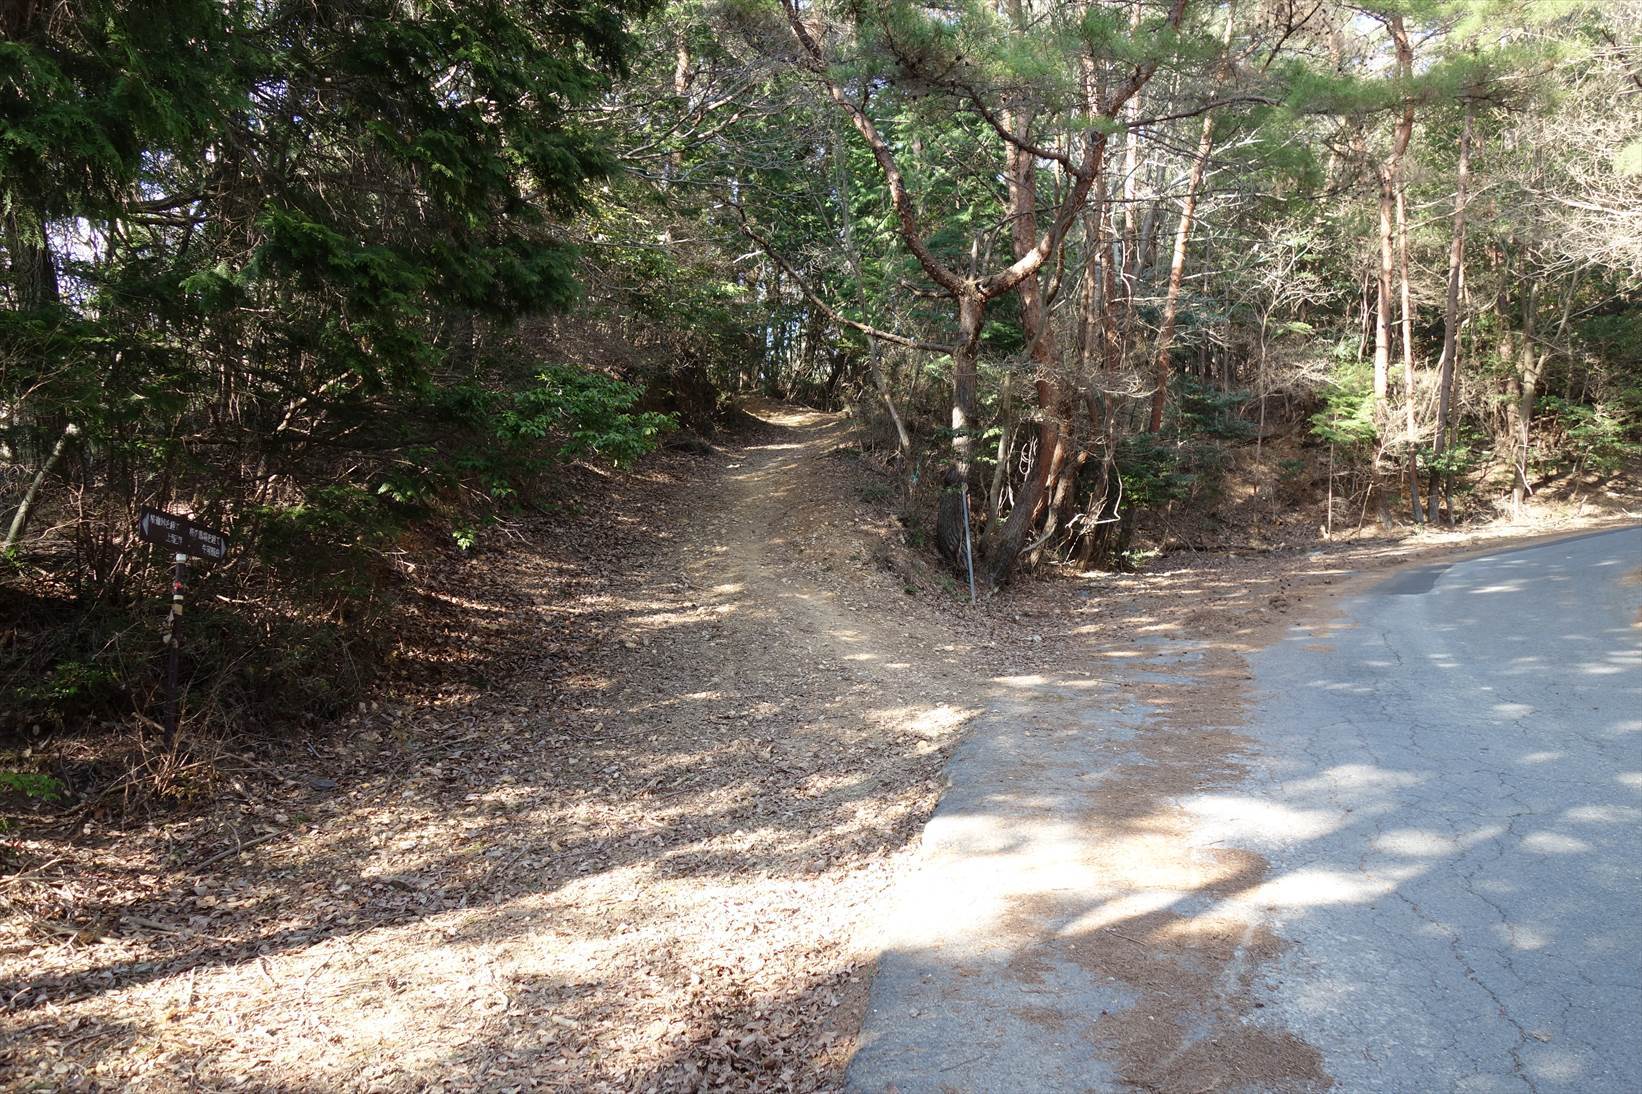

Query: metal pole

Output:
[164, 552, 186, 752]
[960, 482, 977, 605]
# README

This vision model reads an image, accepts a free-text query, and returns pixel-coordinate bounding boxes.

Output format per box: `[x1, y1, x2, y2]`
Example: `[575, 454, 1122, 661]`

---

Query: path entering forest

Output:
[4, 404, 1003, 1090]
[7, 404, 1635, 1091]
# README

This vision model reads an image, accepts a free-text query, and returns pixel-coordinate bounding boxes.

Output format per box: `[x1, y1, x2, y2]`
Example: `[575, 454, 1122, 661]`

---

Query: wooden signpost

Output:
[137, 508, 229, 561]
[135, 508, 230, 749]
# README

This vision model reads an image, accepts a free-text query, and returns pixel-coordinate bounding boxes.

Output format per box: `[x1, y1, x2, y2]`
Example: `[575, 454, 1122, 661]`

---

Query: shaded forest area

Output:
[3, 0, 1641, 804]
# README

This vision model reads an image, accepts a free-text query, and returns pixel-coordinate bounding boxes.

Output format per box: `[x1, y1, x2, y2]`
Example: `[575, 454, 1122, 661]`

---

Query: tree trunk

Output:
[937, 295, 986, 565]
[3, 204, 68, 552]
[1511, 289, 1542, 517]
[1326, 442, 1336, 539]
[1372, 16, 1415, 409]
[5, 209, 59, 312]
[988, 372, 1017, 526]
[1396, 181, 1422, 523]
[1148, 113, 1213, 432]
[1148, 3, 1234, 433]
[1370, 15, 1414, 525]
[987, 105, 1067, 583]
[775, 0, 1186, 576]
[1121, 0, 1141, 305]
[1374, 175, 1396, 408]
[1428, 101, 1473, 523]
[4, 423, 78, 553]
[870, 349, 912, 456]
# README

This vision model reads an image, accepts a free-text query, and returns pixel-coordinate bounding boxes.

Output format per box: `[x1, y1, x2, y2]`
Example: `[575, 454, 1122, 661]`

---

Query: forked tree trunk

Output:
[987, 105, 1067, 583]
[777, 0, 1185, 584]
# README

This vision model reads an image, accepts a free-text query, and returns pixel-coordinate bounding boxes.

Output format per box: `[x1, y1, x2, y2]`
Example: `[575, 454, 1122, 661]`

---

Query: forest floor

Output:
[2, 403, 1636, 1092]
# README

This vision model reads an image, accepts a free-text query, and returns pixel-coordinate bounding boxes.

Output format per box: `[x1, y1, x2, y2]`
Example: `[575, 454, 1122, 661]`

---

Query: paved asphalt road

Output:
[1232, 525, 1642, 1092]
[848, 525, 1642, 1093]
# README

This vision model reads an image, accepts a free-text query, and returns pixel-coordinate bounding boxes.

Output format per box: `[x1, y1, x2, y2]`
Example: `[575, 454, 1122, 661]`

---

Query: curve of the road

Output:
[848, 525, 1642, 1093]
[1229, 524, 1642, 1093]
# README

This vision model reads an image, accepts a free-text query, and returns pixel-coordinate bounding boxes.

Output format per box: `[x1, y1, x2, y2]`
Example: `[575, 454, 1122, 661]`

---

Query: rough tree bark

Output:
[1148, 2, 1236, 433]
[1428, 101, 1473, 524]
[986, 101, 1070, 583]
[1372, 16, 1414, 408]
[1396, 181, 1422, 522]
[1371, 14, 1414, 524]
[1509, 287, 1543, 517]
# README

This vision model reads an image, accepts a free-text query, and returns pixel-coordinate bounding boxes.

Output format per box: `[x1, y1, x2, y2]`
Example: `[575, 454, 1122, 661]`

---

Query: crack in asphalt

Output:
[1237, 526, 1642, 1094]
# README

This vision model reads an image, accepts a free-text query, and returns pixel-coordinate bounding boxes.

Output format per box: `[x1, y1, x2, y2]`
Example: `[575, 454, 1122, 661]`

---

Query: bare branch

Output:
[779, 0, 969, 297]
[728, 198, 953, 354]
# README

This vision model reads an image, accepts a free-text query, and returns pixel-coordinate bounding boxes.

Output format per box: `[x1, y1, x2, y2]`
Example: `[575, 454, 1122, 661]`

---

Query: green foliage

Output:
[1533, 394, 1642, 474]
[500, 366, 675, 465]
[0, 771, 64, 803]
[2, 0, 651, 520]
[1424, 428, 1487, 488]
[38, 660, 119, 707]
[1175, 378, 1255, 440]
[0, 0, 667, 751]
[1116, 432, 1226, 510]
[5, 0, 1642, 757]
[1311, 354, 1379, 448]
[7, 660, 122, 728]
[262, 485, 399, 554]
[253, 486, 400, 605]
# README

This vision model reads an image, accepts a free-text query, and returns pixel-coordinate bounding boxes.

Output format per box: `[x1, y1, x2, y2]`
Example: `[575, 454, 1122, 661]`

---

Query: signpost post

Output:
[135, 508, 230, 750]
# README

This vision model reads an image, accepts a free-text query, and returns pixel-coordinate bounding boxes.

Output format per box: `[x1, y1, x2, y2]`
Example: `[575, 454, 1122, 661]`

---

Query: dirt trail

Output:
[2, 404, 993, 1091]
